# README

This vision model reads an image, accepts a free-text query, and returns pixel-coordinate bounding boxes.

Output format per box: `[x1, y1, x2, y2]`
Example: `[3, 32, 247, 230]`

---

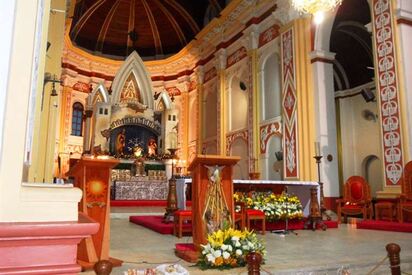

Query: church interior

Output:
[1, 0, 412, 274]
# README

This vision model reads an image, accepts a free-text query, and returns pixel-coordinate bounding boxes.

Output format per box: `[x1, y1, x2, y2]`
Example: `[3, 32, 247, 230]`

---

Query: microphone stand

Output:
[272, 187, 298, 236]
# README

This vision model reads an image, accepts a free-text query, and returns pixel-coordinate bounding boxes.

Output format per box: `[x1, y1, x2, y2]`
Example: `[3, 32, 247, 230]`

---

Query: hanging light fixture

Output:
[291, 0, 343, 24]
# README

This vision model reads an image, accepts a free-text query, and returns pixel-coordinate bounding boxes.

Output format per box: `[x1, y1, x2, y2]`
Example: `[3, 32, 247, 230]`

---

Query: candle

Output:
[315, 142, 320, 156]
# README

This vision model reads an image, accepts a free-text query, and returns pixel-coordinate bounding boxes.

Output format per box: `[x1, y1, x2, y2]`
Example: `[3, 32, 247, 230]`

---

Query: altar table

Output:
[113, 180, 169, 200]
[176, 179, 319, 216]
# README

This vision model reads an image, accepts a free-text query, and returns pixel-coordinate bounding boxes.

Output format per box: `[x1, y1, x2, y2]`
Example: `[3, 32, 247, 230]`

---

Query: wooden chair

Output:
[245, 209, 266, 235]
[173, 210, 192, 238]
[399, 161, 412, 222]
[234, 202, 246, 230]
[336, 176, 373, 223]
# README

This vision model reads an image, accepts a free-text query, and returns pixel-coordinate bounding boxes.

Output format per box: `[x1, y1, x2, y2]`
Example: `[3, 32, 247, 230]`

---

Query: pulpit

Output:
[175, 155, 239, 262]
[68, 156, 122, 270]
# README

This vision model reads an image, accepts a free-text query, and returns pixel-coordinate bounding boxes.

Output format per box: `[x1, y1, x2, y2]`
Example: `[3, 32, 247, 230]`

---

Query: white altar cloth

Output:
[176, 179, 319, 216]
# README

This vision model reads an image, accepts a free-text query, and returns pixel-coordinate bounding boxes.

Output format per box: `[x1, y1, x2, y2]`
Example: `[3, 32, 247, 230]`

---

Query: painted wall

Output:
[338, 93, 384, 196]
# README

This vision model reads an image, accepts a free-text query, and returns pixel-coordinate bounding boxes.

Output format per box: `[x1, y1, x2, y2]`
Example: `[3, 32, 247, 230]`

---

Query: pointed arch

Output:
[87, 83, 109, 109]
[111, 51, 154, 109]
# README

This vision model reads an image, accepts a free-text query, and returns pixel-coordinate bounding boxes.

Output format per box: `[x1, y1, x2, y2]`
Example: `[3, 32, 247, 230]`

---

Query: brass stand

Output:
[164, 148, 178, 223]
[304, 187, 327, 230]
[314, 156, 332, 221]
[304, 155, 327, 230]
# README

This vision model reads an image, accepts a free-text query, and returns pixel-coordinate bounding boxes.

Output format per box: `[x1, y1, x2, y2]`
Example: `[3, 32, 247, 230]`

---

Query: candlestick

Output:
[315, 141, 321, 156]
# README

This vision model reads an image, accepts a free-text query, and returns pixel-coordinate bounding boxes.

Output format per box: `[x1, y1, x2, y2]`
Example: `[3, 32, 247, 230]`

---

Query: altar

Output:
[176, 178, 319, 216]
[113, 180, 169, 200]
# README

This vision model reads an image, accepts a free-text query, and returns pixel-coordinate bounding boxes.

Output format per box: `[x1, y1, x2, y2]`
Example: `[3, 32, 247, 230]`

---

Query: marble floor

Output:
[83, 207, 412, 275]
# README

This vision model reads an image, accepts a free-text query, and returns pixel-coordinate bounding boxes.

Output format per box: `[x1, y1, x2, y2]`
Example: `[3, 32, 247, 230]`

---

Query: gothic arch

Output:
[87, 83, 109, 109]
[111, 51, 154, 109]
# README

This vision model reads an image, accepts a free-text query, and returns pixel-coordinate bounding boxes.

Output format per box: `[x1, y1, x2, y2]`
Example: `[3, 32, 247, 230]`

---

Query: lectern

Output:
[175, 155, 239, 262]
[68, 156, 122, 270]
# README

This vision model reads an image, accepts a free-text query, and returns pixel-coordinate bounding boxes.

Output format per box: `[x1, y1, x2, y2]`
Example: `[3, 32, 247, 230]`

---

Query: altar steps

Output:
[128, 215, 338, 235]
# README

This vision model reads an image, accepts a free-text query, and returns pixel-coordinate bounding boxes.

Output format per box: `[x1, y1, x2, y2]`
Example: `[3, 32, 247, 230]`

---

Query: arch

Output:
[361, 154, 383, 197]
[87, 83, 109, 109]
[230, 138, 248, 180]
[260, 53, 282, 120]
[227, 69, 248, 132]
[111, 51, 154, 109]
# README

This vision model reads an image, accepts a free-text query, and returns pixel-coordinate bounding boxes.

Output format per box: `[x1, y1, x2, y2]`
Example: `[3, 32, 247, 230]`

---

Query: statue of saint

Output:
[147, 138, 157, 157]
[116, 129, 126, 157]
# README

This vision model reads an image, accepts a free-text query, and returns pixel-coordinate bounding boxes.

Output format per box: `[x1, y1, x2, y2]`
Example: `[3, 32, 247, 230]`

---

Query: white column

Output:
[395, 1, 412, 160]
[310, 50, 340, 198]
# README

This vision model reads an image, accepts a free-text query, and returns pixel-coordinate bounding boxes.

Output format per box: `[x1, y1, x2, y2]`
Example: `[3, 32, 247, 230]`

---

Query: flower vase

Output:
[246, 251, 262, 275]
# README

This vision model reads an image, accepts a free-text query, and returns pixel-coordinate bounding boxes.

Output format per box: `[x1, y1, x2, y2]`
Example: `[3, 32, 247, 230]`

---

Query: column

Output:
[280, 18, 317, 181]
[83, 109, 93, 154]
[243, 26, 260, 176]
[310, 50, 340, 200]
[371, 0, 405, 190]
[216, 49, 227, 155]
[195, 66, 204, 153]
[395, 0, 412, 161]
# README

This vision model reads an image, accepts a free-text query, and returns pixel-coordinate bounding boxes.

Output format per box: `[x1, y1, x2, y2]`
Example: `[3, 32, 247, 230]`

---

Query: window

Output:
[71, 102, 84, 136]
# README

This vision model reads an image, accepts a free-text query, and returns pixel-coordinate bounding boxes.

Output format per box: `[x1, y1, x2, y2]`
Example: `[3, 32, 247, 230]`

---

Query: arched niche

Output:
[110, 51, 154, 109]
[228, 72, 248, 132]
[203, 84, 218, 139]
[362, 154, 383, 198]
[230, 138, 248, 180]
[262, 135, 283, 180]
[188, 95, 197, 143]
[260, 53, 281, 121]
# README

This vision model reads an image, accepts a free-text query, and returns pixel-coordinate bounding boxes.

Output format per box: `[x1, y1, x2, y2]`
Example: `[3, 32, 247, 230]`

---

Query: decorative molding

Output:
[281, 27, 299, 179]
[258, 25, 280, 47]
[204, 67, 217, 83]
[260, 120, 282, 154]
[372, 0, 404, 186]
[226, 129, 248, 155]
[227, 47, 248, 68]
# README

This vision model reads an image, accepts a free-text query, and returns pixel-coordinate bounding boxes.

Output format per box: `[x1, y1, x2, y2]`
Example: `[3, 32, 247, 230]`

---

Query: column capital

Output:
[242, 25, 259, 51]
[396, 0, 412, 23]
[194, 66, 204, 84]
[272, 0, 299, 26]
[309, 50, 336, 64]
[215, 49, 227, 71]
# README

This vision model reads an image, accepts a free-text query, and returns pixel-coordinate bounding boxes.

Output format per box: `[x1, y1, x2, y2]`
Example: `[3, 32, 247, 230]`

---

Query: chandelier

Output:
[291, 0, 343, 24]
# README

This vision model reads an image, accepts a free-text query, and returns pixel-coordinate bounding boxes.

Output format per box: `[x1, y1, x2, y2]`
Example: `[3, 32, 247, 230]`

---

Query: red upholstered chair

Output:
[336, 176, 373, 223]
[245, 209, 266, 235]
[399, 161, 412, 222]
[173, 210, 192, 238]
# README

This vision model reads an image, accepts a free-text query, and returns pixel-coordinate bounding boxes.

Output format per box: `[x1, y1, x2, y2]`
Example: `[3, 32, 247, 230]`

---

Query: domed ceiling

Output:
[70, 0, 228, 60]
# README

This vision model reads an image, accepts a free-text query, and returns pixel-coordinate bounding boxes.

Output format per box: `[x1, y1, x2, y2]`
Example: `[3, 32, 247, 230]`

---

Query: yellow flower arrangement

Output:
[234, 191, 304, 221]
[198, 228, 265, 270]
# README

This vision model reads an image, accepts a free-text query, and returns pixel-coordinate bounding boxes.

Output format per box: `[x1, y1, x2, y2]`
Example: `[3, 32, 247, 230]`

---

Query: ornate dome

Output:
[69, 0, 227, 60]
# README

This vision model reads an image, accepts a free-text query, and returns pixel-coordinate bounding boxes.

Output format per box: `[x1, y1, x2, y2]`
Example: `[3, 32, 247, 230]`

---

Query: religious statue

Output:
[115, 129, 126, 157]
[203, 165, 232, 234]
[147, 138, 157, 157]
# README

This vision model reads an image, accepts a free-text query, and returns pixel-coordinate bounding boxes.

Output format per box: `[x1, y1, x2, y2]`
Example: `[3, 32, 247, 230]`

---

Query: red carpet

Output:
[112, 200, 192, 207]
[129, 215, 337, 234]
[129, 215, 191, 234]
[357, 220, 412, 232]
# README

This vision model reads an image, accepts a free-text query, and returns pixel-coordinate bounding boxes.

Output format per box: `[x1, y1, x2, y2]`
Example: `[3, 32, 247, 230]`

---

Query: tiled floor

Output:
[82, 207, 412, 275]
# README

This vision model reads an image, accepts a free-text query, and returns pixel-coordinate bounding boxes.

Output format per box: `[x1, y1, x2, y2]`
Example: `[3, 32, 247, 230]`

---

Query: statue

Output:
[147, 138, 157, 157]
[115, 129, 126, 157]
[203, 165, 232, 233]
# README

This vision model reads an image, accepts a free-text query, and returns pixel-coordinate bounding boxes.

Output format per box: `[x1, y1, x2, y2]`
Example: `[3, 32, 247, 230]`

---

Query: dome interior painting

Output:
[70, 0, 228, 60]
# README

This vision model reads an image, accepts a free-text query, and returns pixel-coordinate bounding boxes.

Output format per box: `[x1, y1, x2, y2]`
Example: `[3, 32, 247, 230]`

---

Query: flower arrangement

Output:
[198, 228, 265, 270]
[235, 191, 304, 221]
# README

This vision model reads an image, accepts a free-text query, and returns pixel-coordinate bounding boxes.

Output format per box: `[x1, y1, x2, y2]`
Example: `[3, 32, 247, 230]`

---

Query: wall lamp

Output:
[44, 73, 62, 97]
[41, 73, 62, 110]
